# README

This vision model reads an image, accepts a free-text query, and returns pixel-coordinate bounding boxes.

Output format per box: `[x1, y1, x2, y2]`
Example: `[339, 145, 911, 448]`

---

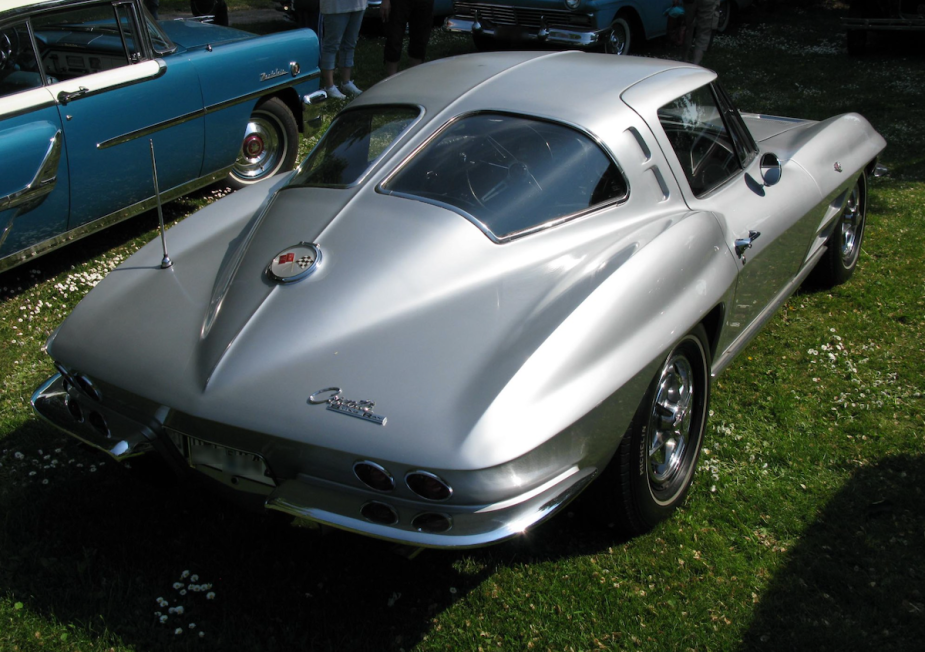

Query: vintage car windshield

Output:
[381, 113, 628, 241]
[290, 106, 421, 188]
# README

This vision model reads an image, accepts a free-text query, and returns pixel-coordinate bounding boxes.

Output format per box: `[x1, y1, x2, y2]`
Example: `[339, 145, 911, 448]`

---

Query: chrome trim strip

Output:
[56, 59, 168, 106]
[711, 245, 827, 378]
[0, 165, 232, 273]
[97, 107, 204, 149]
[97, 72, 321, 149]
[203, 72, 321, 116]
[0, 96, 57, 121]
[0, 130, 61, 212]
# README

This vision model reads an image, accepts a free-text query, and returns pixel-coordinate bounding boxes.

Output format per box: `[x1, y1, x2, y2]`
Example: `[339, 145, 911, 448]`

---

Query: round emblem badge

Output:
[267, 243, 321, 283]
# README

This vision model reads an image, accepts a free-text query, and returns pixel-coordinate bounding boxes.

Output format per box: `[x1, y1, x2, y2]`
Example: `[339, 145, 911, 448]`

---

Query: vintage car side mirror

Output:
[760, 153, 782, 186]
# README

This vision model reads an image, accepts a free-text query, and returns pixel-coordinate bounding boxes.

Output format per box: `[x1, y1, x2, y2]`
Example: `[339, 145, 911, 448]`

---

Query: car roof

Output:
[3, 0, 72, 16]
[351, 51, 715, 134]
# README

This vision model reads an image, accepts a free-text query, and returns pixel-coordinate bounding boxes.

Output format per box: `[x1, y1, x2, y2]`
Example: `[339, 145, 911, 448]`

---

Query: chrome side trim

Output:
[98, 107, 204, 149]
[711, 244, 826, 378]
[0, 130, 61, 212]
[203, 72, 321, 116]
[0, 165, 232, 273]
[56, 59, 168, 106]
[96, 72, 321, 149]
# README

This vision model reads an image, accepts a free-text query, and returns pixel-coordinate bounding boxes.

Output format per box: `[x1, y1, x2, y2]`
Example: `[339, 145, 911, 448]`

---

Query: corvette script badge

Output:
[309, 387, 387, 426]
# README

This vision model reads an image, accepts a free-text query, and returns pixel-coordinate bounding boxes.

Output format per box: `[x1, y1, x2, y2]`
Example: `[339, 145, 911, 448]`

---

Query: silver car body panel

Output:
[34, 52, 885, 548]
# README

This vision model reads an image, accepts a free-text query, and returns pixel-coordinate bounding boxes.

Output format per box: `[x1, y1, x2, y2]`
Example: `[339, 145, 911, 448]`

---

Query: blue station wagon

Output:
[0, 0, 322, 272]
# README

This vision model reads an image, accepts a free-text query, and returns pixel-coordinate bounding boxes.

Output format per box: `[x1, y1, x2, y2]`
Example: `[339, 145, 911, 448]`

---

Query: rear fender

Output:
[463, 210, 738, 469]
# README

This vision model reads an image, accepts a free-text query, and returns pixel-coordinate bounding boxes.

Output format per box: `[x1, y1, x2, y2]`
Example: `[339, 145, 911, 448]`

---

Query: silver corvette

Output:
[32, 52, 885, 550]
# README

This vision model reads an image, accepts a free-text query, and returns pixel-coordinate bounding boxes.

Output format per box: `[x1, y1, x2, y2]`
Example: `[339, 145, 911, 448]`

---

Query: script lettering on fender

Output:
[309, 387, 387, 426]
[260, 69, 287, 82]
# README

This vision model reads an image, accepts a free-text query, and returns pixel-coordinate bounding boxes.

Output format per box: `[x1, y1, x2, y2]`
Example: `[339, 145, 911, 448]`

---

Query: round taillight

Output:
[88, 411, 109, 438]
[354, 461, 395, 492]
[411, 512, 453, 534]
[75, 375, 101, 402]
[405, 471, 452, 502]
[65, 394, 83, 422]
[360, 501, 398, 525]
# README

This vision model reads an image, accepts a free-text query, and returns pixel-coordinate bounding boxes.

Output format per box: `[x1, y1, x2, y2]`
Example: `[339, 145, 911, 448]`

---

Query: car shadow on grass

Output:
[0, 421, 624, 651]
[737, 454, 925, 651]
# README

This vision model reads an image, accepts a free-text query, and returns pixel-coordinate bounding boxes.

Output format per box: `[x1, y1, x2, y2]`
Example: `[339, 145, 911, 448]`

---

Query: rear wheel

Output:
[227, 97, 299, 189]
[811, 172, 868, 287]
[609, 325, 711, 535]
[604, 17, 632, 55]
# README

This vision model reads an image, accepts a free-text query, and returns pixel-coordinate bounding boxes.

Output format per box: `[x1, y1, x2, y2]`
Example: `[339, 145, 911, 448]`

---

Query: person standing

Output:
[320, 0, 367, 99]
[381, 0, 434, 77]
[683, 0, 719, 65]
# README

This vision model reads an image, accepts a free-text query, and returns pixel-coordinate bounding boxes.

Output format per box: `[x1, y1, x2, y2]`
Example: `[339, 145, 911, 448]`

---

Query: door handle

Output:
[57, 86, 89, 104]
[734, 230, 761, 257]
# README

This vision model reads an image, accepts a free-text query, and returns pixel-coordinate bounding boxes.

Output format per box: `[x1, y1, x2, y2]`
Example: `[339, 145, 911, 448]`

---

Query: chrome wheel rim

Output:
[838, 182, 863, 267]
[606, 23, 629, 55]
[232, 111, 285, 182]
[647, 353, 696, 493]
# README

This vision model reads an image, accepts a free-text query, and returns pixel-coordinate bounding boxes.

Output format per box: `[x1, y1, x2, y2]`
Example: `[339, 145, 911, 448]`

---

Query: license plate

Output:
[186, 436, 274, 487]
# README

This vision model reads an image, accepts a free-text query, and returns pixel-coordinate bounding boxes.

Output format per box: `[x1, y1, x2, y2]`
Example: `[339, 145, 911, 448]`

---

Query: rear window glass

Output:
[381, 113, 627, 241]
[290, 106, 420, 187]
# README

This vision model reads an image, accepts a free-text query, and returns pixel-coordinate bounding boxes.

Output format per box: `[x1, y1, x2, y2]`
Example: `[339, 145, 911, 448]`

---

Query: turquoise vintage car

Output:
[445, 0, 750, 55]
[0, 0, 323, 273]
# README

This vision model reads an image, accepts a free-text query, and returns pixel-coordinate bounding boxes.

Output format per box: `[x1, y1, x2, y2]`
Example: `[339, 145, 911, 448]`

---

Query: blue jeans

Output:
[320, 10, 364, 71]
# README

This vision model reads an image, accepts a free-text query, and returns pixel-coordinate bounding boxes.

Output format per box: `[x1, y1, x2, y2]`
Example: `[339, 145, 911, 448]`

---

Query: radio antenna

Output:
[149, 139, 172, 269]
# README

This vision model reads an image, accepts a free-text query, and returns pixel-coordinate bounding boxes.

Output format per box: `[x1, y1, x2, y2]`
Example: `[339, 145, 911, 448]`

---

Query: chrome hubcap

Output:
[839, 182, 863, 267]
[607, 25, 628, 55]
[647, 354, 695, 487]
[233, 112, 284, 182]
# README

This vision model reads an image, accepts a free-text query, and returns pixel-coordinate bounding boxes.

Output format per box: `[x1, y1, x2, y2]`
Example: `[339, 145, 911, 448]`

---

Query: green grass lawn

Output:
[2, 3, 924, 651]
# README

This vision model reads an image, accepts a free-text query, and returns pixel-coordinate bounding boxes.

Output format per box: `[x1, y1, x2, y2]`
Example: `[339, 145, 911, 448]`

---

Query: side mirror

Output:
[760, 153, 782, 186]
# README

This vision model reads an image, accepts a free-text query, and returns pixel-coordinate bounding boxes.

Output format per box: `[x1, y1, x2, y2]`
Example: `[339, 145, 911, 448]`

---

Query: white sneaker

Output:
[340, 80, 363, 96]
[324, 85, 347, 100]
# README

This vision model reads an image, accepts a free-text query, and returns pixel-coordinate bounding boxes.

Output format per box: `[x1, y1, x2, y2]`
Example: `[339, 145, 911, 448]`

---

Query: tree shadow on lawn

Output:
[0, 422, 622, 651]
[738, 454, 925, 652]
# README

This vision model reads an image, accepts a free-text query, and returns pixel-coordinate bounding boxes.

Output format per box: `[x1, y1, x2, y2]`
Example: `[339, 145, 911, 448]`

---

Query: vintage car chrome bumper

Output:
[32, 374, 156, 461]
[302, 90, 328, 135]
[32, 372, 598, 548]
[443, 16, 602, 48]
[265, 465, 597, 549]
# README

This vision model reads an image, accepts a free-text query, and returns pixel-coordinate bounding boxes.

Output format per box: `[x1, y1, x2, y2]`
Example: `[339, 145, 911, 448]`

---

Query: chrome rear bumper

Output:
[32, 374, 155, 461]
[32, 372, 597, 549]
[444, 16, 602, 48]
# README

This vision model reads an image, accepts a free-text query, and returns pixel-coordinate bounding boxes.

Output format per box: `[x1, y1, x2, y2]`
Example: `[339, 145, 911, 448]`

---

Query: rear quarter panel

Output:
[182, 28, 321, 175]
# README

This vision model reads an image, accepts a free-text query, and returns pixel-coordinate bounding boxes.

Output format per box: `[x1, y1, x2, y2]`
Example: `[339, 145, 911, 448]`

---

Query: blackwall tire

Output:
[810, 172, 867, 288]
[611, 325, 711, 535]
[604, 17, 632, 55]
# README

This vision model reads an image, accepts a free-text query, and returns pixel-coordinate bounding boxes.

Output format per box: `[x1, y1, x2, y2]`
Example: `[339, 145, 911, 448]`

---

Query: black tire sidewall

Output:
[618, 325, 711, 532]
[814, 171, 868, 287]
